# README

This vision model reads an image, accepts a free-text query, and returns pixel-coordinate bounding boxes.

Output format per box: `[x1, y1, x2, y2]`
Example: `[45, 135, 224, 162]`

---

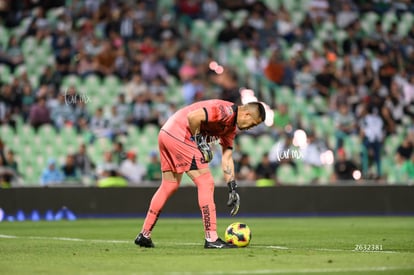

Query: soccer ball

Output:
[224, 222, 251, 247]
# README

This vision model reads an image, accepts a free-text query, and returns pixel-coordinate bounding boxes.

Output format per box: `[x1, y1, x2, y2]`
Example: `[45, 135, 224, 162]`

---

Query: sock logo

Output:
[202, 205, 211, 231]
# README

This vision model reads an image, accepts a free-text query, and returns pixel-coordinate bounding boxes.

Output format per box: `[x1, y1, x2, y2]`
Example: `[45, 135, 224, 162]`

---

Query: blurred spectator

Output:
[119, 9, 135, 42]
[182, 76, 204, 105]
[61, 154, 81, 183]
[5, 149, 18, 175]
[51, 21, 72, 56]
[210, 67, 240, 103]
[141, 52, 170, 84]
[74, 100, 91, 131]
[294, 62, 316, 99]
[382, 81, 408, 134]
[332, 148, 359, 182]
[114, 93, 131, 122]
[263, 49, 285, 85]
[391, 151, 411, 184]
[148, 77, 168, 98]
[301, 130, 330, 184]
[131, 93, 152, 130]
[55, 47, 73, 76]
[146, 151, 161, 181]
[217, 19, 238, 43]
[176, 0, 202, 23]
[315, 63, 337, 98]
[333, 102, 357, 150]
[396, 135, 414, 162]
[89, 107, 110, 139]
[107, 105, 128, 141]
[245, 46, 268, 75]
[255, 153, 277, 187]
[0, 84, 19, 130]
[179, 57, 198, 83]
[0, 155, 15, 188]
[111, 141, 127, 166]
[201, 0, 219, 21]
[73, 143, 95, 179]
[152, 92, 175, 127]
[309, 49, 326, 74]
[235, 153, 256, 181]
[95, 151, 118, 180]
[94, 41, 117, 77]
[76, 52, 98, 78]
[400, 74, 414, 106]
[119, 150, 146, 184]
[124, 73, 148, 103]
[0, 139, 6, 164]
[84, 35, 102, 57]
[336, 1, 358, 29]
[308, 0, 330, 22]
[28, 96, 51, 131]
[51, 93, 75, 130]
[271, 104, 291, 138]
[276, 6, 295, 43]
[40, 159, 65, 186]
[38, 65, 61, 95]
[359, 104, 384, 179]
[184, 42, 208, 68]
[1, 35, 24, 73]
[159, 29, 181, 76]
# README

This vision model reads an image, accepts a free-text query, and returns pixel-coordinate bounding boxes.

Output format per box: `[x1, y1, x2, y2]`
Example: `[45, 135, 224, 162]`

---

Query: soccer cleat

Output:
[204, 238, 238, 249]
[134, 233, 155, 248]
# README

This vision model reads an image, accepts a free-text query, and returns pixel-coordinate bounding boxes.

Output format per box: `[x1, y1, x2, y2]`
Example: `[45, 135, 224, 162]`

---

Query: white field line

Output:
[0, 234, 407, 254]
[162, 266, 414, 274]
[1, 234, 413, 274]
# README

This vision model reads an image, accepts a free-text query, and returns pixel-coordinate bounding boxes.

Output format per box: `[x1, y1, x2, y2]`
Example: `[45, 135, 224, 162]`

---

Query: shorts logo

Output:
[175, 163, 187, 168]
[176, 153, 184, 161]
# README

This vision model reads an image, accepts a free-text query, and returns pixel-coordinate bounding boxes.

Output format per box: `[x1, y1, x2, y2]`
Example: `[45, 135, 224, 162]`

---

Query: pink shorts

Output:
[159, 129, 209, 173]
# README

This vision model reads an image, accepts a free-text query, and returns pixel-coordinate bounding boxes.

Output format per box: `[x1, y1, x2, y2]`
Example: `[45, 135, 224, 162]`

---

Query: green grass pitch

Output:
[0, 217, 413, 274]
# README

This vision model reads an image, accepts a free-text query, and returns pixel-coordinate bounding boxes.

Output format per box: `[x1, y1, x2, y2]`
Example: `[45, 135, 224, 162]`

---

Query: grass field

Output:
[1, 216, 413, 274]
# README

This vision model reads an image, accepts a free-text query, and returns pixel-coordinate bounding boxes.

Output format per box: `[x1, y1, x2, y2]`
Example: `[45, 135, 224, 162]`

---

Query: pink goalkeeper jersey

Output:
[162, 99, 238, 149]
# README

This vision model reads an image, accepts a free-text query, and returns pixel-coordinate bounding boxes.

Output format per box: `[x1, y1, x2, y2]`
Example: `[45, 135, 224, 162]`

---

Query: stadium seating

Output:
[1, 1, 413, 186]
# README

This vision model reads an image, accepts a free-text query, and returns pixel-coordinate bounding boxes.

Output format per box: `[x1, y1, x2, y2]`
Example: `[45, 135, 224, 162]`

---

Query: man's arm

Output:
[187, 108, 213, 163]
[187, 108, 206, 136]
[222, 147, 240, 216]
[221, 148, 235, 183]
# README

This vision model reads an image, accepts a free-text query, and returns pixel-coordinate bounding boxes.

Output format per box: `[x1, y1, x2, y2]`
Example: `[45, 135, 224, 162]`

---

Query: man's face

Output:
[237, 112, 262, 131]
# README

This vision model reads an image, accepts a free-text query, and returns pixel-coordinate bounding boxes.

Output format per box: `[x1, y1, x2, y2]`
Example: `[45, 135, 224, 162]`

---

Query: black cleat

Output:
[134, 233, 155, 248]
[204, 238, 238, 249]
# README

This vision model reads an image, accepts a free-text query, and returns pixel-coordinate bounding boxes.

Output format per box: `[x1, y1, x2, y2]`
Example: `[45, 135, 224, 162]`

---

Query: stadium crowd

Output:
[0, 0, 414, 187]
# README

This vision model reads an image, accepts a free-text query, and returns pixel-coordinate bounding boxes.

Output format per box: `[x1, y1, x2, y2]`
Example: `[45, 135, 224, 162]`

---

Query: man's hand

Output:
[226, 180, 240, 216]
[192, 134, 213, 163]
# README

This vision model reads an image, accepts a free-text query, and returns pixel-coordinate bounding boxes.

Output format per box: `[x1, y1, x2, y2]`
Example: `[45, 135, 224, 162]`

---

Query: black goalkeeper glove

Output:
[191, 134, 213, 163]
[226, 180, 240, 216]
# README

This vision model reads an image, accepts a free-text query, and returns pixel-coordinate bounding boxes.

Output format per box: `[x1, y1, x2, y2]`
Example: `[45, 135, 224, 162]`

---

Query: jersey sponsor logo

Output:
[226, 106, 233, 115]
[219, 105, 227, 118]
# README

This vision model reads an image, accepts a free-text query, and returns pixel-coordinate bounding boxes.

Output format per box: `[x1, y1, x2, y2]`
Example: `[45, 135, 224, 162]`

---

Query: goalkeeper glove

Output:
[226, 180, 240, 216]
[191, 134, 213, 163]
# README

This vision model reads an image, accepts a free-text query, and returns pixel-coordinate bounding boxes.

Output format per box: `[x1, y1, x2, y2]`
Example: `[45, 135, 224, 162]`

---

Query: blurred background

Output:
[0, 0, 413, 188]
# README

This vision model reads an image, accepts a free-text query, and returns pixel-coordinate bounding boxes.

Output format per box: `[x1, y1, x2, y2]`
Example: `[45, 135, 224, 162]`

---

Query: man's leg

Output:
[189, 170, 218, 242]
[140, 172, 181, 238]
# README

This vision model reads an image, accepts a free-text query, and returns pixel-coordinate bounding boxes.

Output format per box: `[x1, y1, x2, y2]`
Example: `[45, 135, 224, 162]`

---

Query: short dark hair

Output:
[247, 102, 266, 122]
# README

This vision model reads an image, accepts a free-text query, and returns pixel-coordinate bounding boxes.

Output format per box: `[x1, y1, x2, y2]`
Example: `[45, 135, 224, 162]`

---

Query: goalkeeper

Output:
[134, 99, 266, 249]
